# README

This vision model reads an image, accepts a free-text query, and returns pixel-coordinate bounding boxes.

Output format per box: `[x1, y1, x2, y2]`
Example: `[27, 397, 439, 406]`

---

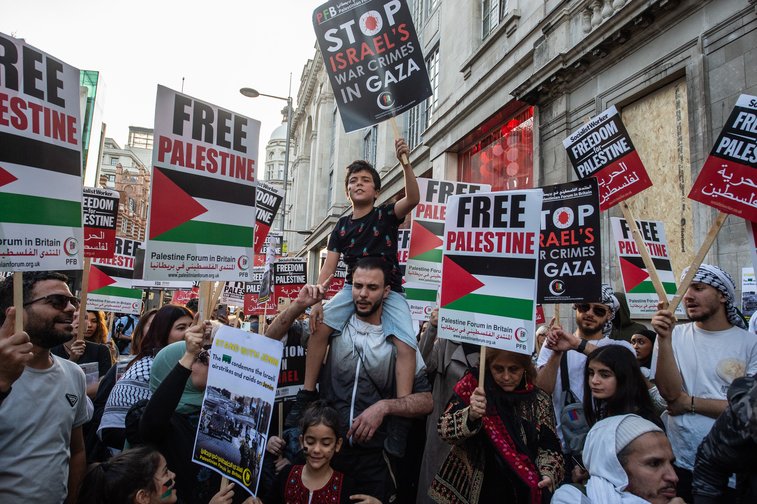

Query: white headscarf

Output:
[582, 414, 663, 504]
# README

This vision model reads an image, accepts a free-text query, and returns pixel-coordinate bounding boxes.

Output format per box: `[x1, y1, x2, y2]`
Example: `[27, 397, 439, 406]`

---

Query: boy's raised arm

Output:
[393, 138, 419, 219]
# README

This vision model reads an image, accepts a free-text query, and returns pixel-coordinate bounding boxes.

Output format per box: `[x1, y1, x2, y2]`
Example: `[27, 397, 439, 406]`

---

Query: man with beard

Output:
[265, 257, 433, 502]
[652, 264, 757, 501]
[535, 285, 634, 478]
[0, 272, 89, 503]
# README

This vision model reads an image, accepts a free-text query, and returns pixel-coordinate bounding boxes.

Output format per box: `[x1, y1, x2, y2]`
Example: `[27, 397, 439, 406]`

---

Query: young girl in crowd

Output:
[583, 345, 662, 428]
[78, 445, 239, 504]
[262, 401, 379, 504]
[630, 328, 656, 372]
[98, 305, 193, 451]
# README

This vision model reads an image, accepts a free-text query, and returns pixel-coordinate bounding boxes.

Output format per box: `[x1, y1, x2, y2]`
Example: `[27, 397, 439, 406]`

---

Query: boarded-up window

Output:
[621, 79, 693, 279]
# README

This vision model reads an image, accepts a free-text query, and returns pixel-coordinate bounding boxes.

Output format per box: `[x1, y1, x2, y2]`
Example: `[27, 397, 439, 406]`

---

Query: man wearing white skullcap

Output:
[535, 284, 634, 476]
[553, 414, 683, 503]
[652, 263, 757, 501]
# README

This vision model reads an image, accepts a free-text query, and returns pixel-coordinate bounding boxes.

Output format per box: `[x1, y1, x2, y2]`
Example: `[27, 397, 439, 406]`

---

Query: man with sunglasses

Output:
[534, 285, 634, 475]
[0, 272, 90, 504]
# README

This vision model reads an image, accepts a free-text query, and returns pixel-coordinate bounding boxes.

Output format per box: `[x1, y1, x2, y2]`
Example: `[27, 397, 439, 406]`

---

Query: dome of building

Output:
[270, 122, 288, 141]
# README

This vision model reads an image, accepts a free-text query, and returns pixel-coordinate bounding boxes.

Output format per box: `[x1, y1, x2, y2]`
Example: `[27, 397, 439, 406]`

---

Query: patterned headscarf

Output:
[682, 264, 746, 329]
[601, 284, 620, 337]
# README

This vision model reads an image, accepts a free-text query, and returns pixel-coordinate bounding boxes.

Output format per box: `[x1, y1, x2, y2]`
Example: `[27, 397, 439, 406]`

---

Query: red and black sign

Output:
[273, 259, 307, 307]
[324, 259, 347, 299]
[563, 106, 652, 210]
[689, 94, 757, 221]
[253, 182, 284, 255]
[537, 179, 601, 303]
[313, 0, 432, 132]
[83, 187, 119, 258]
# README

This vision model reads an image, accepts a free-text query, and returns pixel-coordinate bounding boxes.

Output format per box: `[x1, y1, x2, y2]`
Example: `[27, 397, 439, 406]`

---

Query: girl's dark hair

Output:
[78, 446, 163, 504]
[300, 400, 343, 439]
[344, 160, 381, 192]
[85, 310, 109, 345]
[583, 345, 658, 426]
[128, 304, 192, 369]
[129, 309, 159, 356]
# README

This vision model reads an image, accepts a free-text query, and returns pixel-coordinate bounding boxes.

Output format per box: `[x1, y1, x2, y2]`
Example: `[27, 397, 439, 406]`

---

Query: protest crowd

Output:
[2, 9, 757, 504]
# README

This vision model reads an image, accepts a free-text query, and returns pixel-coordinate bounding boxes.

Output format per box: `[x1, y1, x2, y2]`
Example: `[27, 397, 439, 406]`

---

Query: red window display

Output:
[458, 106, 534, 191]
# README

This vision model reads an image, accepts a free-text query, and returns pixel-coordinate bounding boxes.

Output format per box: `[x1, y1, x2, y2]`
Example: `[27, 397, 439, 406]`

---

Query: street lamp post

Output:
[240, 76, 292, 234]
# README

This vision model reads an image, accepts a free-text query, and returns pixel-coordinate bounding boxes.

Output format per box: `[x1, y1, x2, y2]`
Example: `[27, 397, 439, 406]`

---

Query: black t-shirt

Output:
[51, 341, 112, 377]
[327, 202, 403, 292]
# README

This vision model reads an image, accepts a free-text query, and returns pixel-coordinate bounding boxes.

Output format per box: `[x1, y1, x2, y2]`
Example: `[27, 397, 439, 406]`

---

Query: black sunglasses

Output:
[574, 303, 608, 317]
[196, 350, 210, 365]
[23, 294, 80, 310]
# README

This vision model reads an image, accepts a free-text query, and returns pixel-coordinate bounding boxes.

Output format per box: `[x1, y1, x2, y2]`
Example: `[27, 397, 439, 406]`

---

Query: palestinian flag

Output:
[87, 262, 143, 315]
[148, 167, 255, 247]
[404, 218, 444, 289]
[404, 280, 438, 321]
[441, 254, 536, 320]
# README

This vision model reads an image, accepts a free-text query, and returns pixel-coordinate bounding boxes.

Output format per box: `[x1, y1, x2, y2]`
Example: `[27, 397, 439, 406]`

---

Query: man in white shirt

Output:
[0, 272, 90, 503]
[536, 285, 634, 477]
[652, 263, 757, 502]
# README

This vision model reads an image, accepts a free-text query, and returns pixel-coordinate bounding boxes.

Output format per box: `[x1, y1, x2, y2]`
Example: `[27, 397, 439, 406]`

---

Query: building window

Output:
[110, 157, 119, 166]
[120, 218, 127, 234]
[363, 125, 378, 168]
[411, 0, 440, 25]
[426, 46, 440, 124]
[482, 0, 507, 38]
[406, 46, 440, 150]
[458, 106, 534, 191]
[128, 197, 137, 213]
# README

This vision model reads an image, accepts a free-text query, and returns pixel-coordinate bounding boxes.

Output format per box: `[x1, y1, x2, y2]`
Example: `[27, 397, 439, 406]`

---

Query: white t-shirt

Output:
[0, 356, 90, 503]
[537, 337, 634, 447]
[650, 323, 757, 470]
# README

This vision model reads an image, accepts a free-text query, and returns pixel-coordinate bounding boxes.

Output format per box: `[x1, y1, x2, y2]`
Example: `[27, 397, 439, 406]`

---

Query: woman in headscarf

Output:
[429, 348, 563, 504]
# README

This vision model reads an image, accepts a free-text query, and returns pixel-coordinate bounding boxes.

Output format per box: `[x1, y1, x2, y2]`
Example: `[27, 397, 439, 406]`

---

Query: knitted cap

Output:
[614, 414, 662, 454]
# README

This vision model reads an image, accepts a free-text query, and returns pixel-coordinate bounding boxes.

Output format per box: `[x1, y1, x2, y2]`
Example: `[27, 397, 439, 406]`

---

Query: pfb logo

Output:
[63, 238, 79, 256]
[549, 279, 566, 296]
[552, 207, 574, 229]
[237, 255, 250, 270]
[514, 327, 528, 343]
[377, 91, 395, 110]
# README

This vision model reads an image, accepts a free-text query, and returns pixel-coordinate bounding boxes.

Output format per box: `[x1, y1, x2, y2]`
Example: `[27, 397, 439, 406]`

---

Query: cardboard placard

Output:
[144, 85, 259, 281]
[689, 94, 757, 221]
[88, 237, 144, 315]
[563, 106, 652, 210]
[83, 187, 119, 258]
[0, 32, 83, 271]
[537, 179, 601, 303]
[439, 189, 543, 355]
[312, 0, 432, 132]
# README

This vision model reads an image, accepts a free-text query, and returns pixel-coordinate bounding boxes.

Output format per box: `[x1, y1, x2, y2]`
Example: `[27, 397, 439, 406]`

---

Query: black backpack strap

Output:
[560, 351, 577, 406]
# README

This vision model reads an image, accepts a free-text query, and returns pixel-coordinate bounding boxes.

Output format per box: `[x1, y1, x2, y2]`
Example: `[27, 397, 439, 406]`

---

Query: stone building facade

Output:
[288, 0, 757, 303]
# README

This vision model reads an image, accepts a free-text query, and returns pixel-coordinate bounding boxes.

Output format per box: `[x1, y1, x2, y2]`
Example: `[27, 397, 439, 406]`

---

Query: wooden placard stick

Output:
[198, 282, 213, 321]
[668, 211, 728, 313]
[553, 304, 560, 327]
[77, 258, 92, 341]
[13, 272, 23, 332]
[211, 281, 224, 310]
[619, 201, 669, 308]
[278, 402, 284, 439]
[478, 345, 487, 385]
[388, 116, 410, 166]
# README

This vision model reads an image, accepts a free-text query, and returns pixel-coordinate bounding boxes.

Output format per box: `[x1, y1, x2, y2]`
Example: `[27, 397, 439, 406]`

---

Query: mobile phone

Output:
[216, 304, 228, 319]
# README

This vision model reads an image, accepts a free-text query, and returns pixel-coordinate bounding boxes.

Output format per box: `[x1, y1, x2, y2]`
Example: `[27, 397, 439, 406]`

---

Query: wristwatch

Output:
[576, 339, 588, 354]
